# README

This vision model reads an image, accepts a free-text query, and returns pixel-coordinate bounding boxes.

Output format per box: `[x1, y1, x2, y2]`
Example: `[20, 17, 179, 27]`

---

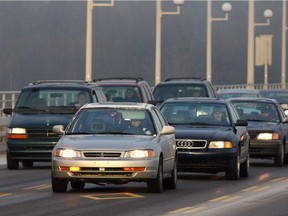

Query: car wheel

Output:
[147, 158, 163, 193]
[6, 150, 19, 170]
[225, 153, 240, 180]
[51, 173, 68, 193]
[70, 181, 85, 190]
[22, 161, 33, 168]
[163, 160, 177, 190]
[240, 153, 249, 178]
[274, 144, 284, 167]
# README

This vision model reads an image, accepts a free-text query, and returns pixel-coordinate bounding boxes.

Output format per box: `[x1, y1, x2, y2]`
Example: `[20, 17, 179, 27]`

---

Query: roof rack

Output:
[164, 77, 206, 82]
[93, 77, 143, 82]
[29, 80, 93, 85]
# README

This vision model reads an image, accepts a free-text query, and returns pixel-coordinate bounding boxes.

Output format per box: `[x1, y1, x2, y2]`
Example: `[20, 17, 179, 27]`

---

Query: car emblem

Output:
[177, 140, 194, 147]
[100, 152, 104, 157]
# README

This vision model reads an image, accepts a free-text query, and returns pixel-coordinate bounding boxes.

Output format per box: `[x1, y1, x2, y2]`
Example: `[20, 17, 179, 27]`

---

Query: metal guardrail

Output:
[214, 83, 288, 91]
[0, 91, 20, 118]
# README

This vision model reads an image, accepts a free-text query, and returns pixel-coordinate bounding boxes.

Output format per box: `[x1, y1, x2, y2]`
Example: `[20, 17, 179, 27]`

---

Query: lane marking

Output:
[209, 195, 230, 202]
[0, 193, 12, 197]
[184, 207, 207, 214]
[242, 186, 259, 192]
[81, 192, 144, 200]
[254, 186, 270, 192]
[270, 177, 287, 182]
[169, 207, 194, 214]
[23, 184, 50, 190]
[222, 196, 242, 202]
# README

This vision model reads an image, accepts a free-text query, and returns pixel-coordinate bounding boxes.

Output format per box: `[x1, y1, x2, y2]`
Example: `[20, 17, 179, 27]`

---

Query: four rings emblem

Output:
[177, 140, 194, 147]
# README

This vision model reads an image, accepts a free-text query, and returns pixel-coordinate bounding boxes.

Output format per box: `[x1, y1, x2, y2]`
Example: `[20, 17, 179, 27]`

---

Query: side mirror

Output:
[235, 119, 248, 127]
[160, 125, 175, 135]
[2, 108, 13, 115]
[53, 125, 65, 135]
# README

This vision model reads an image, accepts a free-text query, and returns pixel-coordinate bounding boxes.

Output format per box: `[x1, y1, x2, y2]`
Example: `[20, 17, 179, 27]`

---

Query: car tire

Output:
[225, 153, 240, 180]
[6, 150, 19, 170]
[22, 161, 33, 168]
[70, 181, 85, 190]
[51, 173, 68, 193]
[240, 153, 249, 178]
[147, 158, 163, 193]
[274, 144, 284, 167]
[163, 160, 177, 190]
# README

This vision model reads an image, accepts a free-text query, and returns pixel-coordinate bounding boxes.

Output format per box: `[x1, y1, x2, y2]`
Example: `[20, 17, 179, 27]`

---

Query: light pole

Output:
[155, 0, 184, 85]
[247, 0, 272, 89]
[206, 1, 232, 82]
[85, 0, 115, 82]
[281, 0, 288, 89]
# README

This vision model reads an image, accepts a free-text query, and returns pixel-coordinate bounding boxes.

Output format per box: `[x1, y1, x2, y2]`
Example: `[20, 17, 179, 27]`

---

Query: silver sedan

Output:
[51, 103, 176, 193]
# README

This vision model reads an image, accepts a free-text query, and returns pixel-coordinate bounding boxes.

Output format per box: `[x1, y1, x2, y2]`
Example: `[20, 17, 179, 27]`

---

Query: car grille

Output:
[176, 139, 207, 149]
[27, 129, 60, 138]
[83, 152, 122, 158]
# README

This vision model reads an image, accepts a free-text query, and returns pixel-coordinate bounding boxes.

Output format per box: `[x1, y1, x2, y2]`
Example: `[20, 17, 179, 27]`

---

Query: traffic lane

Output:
[1, 158, 288, 215]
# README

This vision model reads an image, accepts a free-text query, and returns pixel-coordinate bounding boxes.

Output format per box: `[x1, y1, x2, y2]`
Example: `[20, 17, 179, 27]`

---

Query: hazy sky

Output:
[0, 0, 284, 90]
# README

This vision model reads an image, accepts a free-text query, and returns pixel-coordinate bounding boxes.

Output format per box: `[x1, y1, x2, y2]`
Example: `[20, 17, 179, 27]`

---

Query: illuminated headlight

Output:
[124, 150, 155, 158]
[209, 141, 233, 149]
[7, 128, 27, 139]
[257, 133, 279, 140]
[54, 149, 81, 158]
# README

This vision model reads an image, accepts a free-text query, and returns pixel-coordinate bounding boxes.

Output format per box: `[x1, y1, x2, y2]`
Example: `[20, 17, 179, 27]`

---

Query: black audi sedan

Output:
[160, 97, 250, 180]
[230, 97, 288, 167]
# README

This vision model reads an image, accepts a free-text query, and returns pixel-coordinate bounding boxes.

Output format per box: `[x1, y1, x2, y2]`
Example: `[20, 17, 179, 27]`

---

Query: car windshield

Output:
[14, 88, 92, 114]
[260, 91, 288, 101]
[160, 102, 231, 126]
[153, 84, 208, 101]
[232, 101, 280, 123]
[67, 107, 156, 135]
[101, 86, 141, 102]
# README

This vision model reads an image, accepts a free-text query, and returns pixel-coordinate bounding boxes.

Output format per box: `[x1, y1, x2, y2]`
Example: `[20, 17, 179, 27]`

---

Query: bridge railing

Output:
[214, 83, 288, 91]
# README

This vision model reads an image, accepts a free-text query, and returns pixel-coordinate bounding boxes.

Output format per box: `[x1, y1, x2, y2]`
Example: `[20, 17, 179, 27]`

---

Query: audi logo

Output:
[176, 140, 194, 147]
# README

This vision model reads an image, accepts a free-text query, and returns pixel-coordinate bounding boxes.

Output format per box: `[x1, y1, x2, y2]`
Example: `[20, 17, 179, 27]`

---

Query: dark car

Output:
[2, 80, 107, 169]
[259, 89, 288, 115]
[94, 77, 154, 103]
[217, 89, 261, 99]
[159, 97, 250, 180]
[230, 97, 288, 166]
[153, 77, 217, 106]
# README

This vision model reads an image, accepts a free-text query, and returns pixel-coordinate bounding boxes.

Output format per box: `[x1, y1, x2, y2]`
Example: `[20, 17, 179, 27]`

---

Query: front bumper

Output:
[177, 148, 238, 173]
[6, 138, 58, 162]
[52, 157, 159, 183]
[250, 139, 282, 158]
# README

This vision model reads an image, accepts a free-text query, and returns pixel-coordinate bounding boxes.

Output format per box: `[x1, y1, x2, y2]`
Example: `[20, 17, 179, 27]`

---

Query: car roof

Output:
[162, 97, 228, 104]
[228, 97, 278, 103]
[23, 80, 101, 89]
[217, 89, 260, 94]
[156, 77, 208, 85]
[83, 102, 155, 110]
[94, 77, 146, 86]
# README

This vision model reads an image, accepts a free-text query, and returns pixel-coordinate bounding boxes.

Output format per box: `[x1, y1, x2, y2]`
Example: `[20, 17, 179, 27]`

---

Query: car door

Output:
[151, 108, 175, 172]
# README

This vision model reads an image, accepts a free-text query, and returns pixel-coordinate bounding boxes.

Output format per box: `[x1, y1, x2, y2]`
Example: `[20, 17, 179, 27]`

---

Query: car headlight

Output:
[257, 133, 279, 140]
[6, 128, 27, 139]
[124, 150, 155, 158]
[209, 141, 233, 149]
[54, 149, 81, 158]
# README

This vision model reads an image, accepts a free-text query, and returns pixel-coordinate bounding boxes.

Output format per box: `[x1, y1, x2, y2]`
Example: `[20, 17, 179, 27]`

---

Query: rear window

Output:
[153, 84, 208, 101]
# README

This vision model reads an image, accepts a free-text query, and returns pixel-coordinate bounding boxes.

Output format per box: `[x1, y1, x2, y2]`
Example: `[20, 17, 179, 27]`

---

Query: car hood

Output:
[173, 125, 231, 140]
[8, 113, 73, 128]
[247, 121, 278, 131]
[56, 135, 154, 150]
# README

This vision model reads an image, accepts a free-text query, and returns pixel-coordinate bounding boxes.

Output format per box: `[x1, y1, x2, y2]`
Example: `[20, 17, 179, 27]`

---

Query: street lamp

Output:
[281, 0, 288, 89]
[247, 0, 273, 89]
[155, 0, 184, 85]
[206, 1, 232, 82]
[85, 0, 115, 82]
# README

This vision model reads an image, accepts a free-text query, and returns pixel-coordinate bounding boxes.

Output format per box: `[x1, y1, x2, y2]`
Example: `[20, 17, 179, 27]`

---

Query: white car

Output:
[51, 103, 176, 193]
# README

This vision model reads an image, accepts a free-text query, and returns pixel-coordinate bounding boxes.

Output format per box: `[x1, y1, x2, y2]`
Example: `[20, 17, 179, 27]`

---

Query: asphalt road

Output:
[1, 153, 288, 216]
